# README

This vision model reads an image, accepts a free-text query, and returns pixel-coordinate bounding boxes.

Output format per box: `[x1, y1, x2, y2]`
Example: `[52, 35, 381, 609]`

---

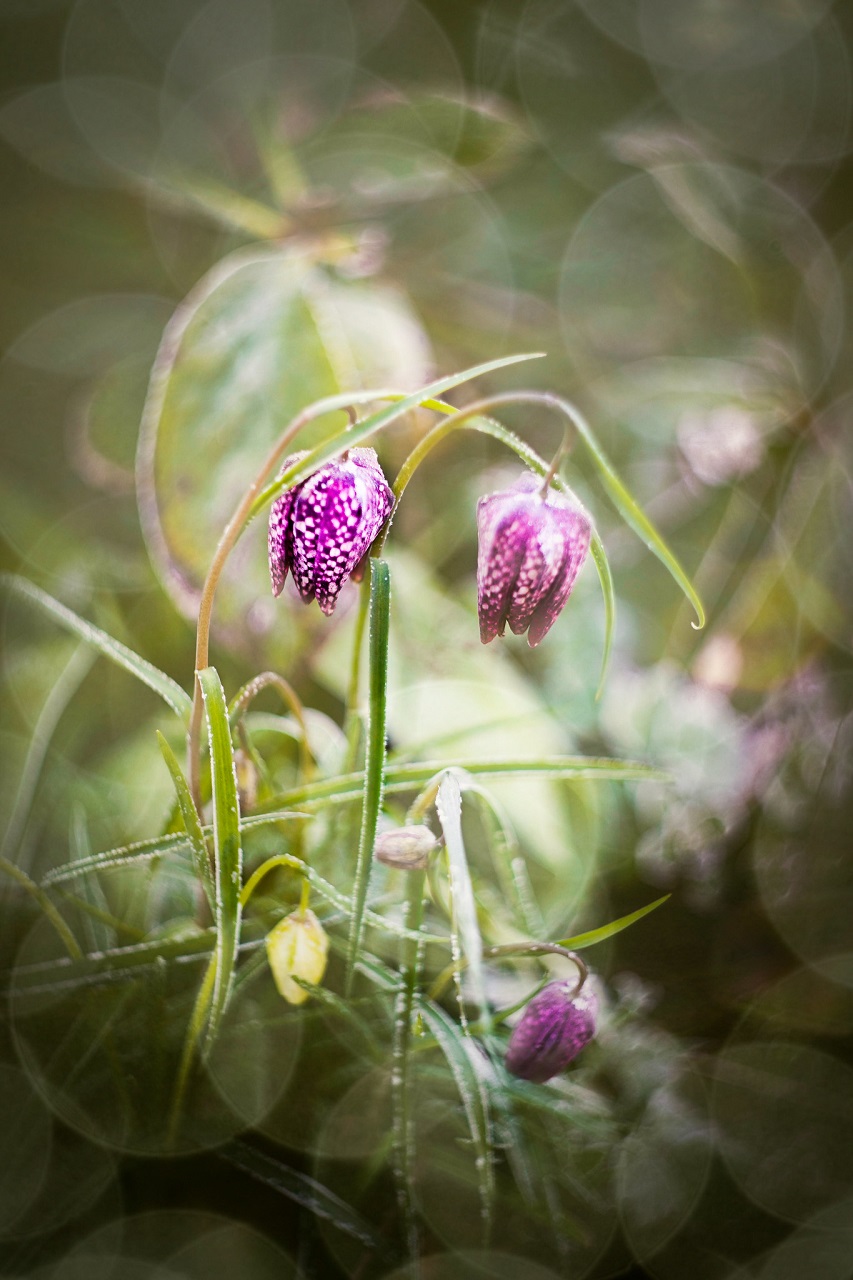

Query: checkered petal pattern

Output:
[268, 447, 394, 615]
[477, 472, 591, 647]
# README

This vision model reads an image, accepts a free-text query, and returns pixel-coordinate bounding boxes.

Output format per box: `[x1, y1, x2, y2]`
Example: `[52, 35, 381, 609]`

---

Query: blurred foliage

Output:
[2, 0, 853, 1277]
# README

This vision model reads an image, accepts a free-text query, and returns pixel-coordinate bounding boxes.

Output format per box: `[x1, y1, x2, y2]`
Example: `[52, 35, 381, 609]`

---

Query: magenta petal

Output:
[505, 983, 598, 1083]
[477, 472, 591, 647]
[268, 486, 296, 597]
[269, 447, 393, 616]
[267, 450, 310, 597]
[527, 508, 591, 647]
[477, 503, 533, 643]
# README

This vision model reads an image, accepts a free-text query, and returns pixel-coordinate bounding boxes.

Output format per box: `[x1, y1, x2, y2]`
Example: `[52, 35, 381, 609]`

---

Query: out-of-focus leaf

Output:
[417, 1000, 496, 1226]
[137, 244, 342, 616]
[1, 576, 192, 721]
[1, 643, 94, 865]
[222, 1140, 381, 1247]
[617, 1068, 712, 1263]
[302, 90, 529, 207]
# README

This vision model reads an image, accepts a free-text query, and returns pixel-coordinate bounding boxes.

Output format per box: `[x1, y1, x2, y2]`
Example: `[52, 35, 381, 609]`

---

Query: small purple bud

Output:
[268, 447, 394, 615]
[505, 982, 598, 1083]
[477, 472, 591, 647]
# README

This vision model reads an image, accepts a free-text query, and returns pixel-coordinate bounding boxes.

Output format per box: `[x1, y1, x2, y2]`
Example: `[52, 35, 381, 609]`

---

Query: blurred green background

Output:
[2, 0, 853, 1277]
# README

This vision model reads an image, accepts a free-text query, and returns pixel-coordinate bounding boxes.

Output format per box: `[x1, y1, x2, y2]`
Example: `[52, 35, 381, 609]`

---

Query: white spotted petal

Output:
[267, 447, 394, 614]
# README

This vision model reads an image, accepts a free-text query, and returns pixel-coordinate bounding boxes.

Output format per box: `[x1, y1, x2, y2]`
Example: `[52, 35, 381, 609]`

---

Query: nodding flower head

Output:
[268, 447, 394, 615]
[505, 982, 598, 1083]
[477, 472, 591, 647]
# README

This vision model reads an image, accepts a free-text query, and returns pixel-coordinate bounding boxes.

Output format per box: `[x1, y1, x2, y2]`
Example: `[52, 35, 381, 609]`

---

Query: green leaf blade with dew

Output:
[345, 559, 391, 990]
[249, 351, 544, 518]
[156, 731, 216, 913]
[197, 666, 243, 1051]
[556, 895, 671, 949]
[436, 771, 489, 1036]
[1, 575, 192, 721]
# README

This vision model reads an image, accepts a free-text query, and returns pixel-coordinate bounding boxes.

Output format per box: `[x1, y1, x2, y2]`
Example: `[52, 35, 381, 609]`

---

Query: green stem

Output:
[392, 867, 426, 1266]
[345, 577, 372, 736]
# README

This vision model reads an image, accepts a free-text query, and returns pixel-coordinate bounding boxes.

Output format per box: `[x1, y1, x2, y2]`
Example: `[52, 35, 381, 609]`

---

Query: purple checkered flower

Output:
[477, 472, 591, 647]
[505, 982, 598, 1083]
[268, 447, 394, 615]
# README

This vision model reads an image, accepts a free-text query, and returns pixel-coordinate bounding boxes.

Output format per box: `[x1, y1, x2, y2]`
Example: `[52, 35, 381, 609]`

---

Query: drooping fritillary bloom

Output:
[505, 982, 598, 1083]
[268, 447, 394, 615]
[477, 472, 591, 647]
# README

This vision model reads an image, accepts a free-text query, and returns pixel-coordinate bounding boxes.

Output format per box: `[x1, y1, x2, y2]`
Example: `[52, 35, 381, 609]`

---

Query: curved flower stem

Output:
[389, 390, 704, 629]
[540, 423, 574, 496]
[187, 388, 401, 805]
[229, 671, 316, 781]
[240, 852, 307, 909]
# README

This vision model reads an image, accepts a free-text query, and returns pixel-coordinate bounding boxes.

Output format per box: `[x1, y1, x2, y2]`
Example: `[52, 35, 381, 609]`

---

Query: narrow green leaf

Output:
[197, 666, 242, 1050]
[436, 771, 489, 1036]
[222, 1141, 381, 1248]
[561, 400, 705, 629]
[1, 575, 192, 720]
[346, 560, 391, 990]
[68, 803, 114, 951]
[249, 352, 544, 518]
[416, 1000, 495, 1225]
[156, 731, 216, 913]
[258, 755, 668, 813]
[1, 642, 94, 862]
[41, 756, 662, 888]
[42, 831, 192, 884]
[588, 532, 615, 700]
[8, 929, 216, 998]
[465, 783, 544, 938]
[555, 895, 670, 949]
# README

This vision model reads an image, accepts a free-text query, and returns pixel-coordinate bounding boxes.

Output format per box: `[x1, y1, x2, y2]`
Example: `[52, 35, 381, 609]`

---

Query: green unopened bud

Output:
[265, 907, 329, 1005]
[374, 825, 438, 871]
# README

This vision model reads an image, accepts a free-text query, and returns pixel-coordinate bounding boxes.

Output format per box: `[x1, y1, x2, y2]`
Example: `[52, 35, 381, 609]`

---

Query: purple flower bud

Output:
[505, 982, 598, 1083]
[268, 447, 394, 615]
[477, 472, 591, 647]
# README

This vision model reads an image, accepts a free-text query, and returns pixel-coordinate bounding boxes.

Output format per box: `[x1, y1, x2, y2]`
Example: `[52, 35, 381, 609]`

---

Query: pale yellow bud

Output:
[265, 908, 329, 1005]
